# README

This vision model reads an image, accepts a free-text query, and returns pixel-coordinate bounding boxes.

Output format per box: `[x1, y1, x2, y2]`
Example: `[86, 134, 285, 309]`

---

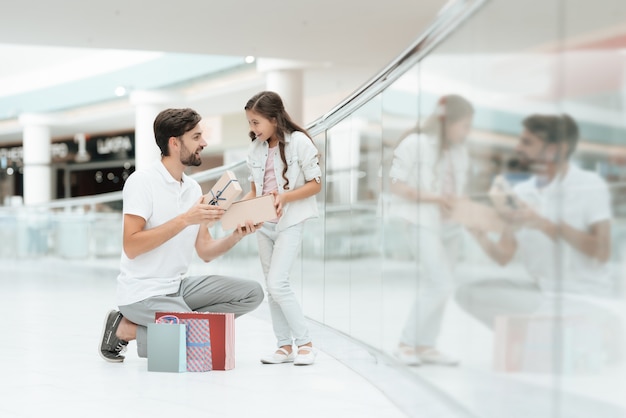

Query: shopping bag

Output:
[147, 318, 186, 373]
[493, 313, 611, 374]
[154, 313, 212, 372]
[203, 312, 236, 370]
[156, 312, 235, 370]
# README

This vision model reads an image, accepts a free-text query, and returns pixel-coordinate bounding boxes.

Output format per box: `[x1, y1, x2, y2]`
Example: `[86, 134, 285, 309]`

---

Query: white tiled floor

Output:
[0, 257, 462, 418]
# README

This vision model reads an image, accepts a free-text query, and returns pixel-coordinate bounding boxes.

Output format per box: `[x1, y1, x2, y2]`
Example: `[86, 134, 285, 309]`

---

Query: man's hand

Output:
[232, 220, 262, 239]
[504, 200, 545, 230]
[501, 200, 560, 241]
[512, 208, 543, 229]
[184, 197, 225, 225]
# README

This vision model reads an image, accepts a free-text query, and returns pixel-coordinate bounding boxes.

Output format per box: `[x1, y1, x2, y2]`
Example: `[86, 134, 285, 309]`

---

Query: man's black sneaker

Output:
[99, 309, 129, 363]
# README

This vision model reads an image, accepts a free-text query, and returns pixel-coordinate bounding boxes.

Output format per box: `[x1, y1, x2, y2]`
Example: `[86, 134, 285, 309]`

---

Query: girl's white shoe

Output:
[393, 346, 422, 366]
[417, 348, 459, 366]
[294, 345, 317, 366]
[260, 347, 296, 364]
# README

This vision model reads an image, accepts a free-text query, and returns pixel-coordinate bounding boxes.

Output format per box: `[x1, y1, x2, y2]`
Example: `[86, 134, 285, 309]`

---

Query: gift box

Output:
[449, 198, 505, 233]
[147, 321, 187, 373]
[156, 312, 235, 370]
[204, 170, 242, 210]
[154, 313, 212, 372]
[220, 194, 277, 230]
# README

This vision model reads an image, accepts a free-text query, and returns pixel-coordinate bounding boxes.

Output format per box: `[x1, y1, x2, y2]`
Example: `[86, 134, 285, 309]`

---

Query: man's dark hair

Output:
[522, 113, 579, 158]
[153, 108, 202, 156]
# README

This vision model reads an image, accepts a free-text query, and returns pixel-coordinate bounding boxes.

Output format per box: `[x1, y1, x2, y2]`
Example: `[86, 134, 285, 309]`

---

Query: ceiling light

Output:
[114, 86, 127, 97]
[245, 56, 255, 64]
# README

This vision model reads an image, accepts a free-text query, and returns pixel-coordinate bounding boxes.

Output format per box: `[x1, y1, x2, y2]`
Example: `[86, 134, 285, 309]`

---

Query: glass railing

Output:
[3, 0, 626, 416]
[308, 0, 626, 416]
[0, 160, 248, 260]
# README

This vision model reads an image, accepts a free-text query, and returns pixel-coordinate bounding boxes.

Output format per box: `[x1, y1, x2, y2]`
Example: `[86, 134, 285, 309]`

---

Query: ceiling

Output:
[0, 0, 625, 147]
[0, 0, 448, 144]
[0, 1, 446, 67]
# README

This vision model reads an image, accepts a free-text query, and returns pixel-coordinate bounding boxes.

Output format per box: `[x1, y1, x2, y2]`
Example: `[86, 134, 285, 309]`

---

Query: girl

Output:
[389, 94, 474, 366]
[243, 91, 322, 366]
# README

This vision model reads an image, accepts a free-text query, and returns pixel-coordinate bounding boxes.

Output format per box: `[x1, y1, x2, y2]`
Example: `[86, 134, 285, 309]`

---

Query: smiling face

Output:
[176, 123, 206, 167]
[246, 109, 277, 144]
[515, 128, 559, 171]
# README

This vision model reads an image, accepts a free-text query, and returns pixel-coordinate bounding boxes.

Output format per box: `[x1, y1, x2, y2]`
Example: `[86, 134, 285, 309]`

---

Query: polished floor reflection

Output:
[320, 254, 626, 418]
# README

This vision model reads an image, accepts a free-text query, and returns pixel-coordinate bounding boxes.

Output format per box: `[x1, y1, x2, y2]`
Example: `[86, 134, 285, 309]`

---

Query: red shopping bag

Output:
[156, 312, 235, 370]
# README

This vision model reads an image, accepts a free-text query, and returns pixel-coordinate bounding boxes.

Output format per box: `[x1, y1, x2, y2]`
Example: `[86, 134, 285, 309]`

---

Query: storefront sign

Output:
[0, 131, 135, 165]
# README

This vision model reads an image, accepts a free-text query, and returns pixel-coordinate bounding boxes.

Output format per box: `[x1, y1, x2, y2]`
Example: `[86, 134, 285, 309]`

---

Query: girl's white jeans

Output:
[257, 222, 311, 347]
[400, 223, 462, 347]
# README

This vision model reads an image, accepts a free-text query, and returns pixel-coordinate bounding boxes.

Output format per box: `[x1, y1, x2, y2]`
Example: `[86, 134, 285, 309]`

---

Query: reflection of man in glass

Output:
[456, 114, 614, 333]
[389, 94, 474, 366]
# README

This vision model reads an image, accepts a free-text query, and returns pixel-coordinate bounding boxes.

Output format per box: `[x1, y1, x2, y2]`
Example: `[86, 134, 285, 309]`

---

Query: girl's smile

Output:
[246, 109, 277, 145]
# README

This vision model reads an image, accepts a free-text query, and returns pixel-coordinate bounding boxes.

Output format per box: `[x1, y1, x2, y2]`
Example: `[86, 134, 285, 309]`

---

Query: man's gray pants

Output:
[119, 275, 264, 358]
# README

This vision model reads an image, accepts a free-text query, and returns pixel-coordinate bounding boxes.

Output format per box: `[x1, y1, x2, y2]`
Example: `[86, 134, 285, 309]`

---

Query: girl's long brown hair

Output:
[245, 91, 315, 190]
[397, 94, 474, 154]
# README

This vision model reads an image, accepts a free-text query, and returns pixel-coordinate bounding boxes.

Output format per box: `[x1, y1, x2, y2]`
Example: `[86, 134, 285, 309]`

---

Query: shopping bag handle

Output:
[156, 315, 180, 324]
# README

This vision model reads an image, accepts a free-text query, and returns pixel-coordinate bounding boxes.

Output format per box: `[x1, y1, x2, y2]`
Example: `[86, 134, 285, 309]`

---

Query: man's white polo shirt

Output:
[116, 161, 202, 306]
[513, 164, 612, 296]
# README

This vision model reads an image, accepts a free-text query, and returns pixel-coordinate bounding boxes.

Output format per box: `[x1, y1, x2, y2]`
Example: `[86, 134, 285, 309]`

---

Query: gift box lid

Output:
[204, 170, 242, 210]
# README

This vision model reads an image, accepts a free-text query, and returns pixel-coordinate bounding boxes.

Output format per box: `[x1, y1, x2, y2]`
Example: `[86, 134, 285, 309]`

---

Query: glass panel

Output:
[347, 96, 383, 348]
[394, 0, 626, 416]
[558, 0, 626, 413]
[380, 66, 422, 355]
[301, 132, 327, 322]
[323, 117, 360, 335]
[0, 197, 126, 261]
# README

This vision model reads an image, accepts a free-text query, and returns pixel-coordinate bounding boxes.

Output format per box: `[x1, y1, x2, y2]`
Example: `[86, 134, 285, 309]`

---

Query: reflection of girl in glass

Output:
[389, 94, 474, 366]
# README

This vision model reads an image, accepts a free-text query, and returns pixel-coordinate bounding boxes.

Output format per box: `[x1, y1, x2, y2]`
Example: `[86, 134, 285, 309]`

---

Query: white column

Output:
[130, 90, 180, 171]
[19, 113, 54, 205]
[257, 59, 306, 124]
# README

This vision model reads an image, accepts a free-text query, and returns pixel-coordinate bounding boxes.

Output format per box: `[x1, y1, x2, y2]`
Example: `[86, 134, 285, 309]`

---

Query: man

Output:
[99, 108, 264, 362]
[456, 113, 613, 328]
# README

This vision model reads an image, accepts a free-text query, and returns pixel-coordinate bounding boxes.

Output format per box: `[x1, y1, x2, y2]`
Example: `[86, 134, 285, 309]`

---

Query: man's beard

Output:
[180, 148, 202, 166]
[517, 149, 547, 171]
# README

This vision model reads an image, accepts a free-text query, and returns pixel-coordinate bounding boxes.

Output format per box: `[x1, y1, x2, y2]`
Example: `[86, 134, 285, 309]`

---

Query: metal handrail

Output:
[306, 0, 486, 137]
[15, 0, 487, 211]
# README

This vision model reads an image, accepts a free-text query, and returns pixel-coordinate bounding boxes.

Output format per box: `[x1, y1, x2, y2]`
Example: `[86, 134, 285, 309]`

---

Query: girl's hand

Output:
[270, 190, 284, 217]
[437, 195, 455, 218]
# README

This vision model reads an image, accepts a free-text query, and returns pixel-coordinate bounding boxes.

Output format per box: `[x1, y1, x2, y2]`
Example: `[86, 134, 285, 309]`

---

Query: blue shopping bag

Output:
[147, 316, 187, 373]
